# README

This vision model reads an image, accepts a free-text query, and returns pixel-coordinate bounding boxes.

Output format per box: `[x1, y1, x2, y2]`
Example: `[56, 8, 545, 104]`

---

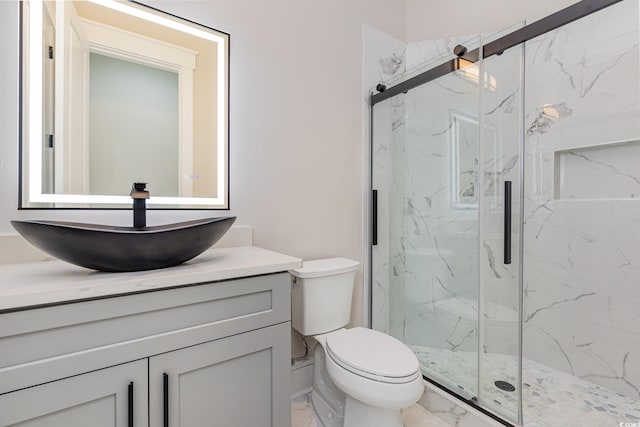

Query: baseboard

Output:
[291, 356, 314, 400]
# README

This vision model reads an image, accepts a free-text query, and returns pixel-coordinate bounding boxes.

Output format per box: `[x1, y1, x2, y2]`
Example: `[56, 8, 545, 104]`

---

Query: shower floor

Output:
[411, 346, 640, 426]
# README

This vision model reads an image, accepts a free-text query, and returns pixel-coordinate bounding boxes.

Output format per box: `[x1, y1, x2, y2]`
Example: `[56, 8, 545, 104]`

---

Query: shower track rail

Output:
[369, 0, 624, 105]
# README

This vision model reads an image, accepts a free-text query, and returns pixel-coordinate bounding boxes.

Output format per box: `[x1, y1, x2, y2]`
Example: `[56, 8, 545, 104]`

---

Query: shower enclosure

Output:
[369, 0, 640, 425]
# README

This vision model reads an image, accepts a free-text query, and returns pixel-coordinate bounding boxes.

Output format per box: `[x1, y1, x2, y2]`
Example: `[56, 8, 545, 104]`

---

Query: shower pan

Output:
[369, 0, 640, 425]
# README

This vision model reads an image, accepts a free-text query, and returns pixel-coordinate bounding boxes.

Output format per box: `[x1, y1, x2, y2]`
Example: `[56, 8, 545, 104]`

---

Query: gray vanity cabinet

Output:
[0, 359, 148, 427]
[0, 272, 293, 427]
[149, 323, 290, 427]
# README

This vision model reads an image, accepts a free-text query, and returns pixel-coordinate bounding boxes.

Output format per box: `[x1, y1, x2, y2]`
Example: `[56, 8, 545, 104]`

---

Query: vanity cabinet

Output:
[0, 359, 148, 427]
[0, 259, 297, 427]
[149, 323, 289, 426]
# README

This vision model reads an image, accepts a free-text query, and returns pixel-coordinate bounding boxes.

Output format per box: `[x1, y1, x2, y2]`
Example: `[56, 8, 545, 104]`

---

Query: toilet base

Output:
[311, 389, 344, 427]
[344, 396, 404, 427]
[311, 344, 345, 427]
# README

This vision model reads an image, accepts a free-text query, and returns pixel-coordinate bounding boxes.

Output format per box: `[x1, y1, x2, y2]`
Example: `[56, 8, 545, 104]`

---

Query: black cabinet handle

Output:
[128, 381, 134, 427]
[372, 189, 378, 246]
[504, 181, 512, 265]
[163, 373, 169, 427]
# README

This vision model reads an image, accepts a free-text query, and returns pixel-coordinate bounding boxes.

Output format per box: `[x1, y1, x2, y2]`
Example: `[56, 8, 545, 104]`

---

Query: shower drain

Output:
[494, 380, 516, 392]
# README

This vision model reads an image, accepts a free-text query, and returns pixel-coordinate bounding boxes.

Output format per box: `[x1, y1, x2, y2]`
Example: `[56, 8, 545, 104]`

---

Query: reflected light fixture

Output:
[455, 58, 497, 91]
[541, 104, 561, 122]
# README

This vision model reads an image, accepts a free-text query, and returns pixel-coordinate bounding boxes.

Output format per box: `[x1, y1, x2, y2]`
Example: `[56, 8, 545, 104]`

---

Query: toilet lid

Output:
[290, 258, 359, 279]
[326, 328, 419, 380]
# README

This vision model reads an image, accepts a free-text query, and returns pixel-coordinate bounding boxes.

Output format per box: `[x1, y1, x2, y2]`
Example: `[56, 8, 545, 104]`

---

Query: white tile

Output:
[291, 392, 454, 427]
[291, 394, 319, 427]
[523, 0, 640, 404]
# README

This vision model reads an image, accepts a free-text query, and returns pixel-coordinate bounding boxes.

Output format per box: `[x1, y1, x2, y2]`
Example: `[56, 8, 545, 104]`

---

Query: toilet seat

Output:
[324, 342, 424, 411]
[325, 327, 420, 384]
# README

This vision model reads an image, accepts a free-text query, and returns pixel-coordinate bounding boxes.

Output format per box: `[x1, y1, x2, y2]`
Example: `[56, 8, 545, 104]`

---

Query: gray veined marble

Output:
[485, 89, 519, 115]
[523, 0, 640, 413]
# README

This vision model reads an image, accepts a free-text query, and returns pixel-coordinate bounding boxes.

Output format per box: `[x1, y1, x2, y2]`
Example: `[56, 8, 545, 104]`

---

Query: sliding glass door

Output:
[370, 37, 524, 424]
[371, 1, 640, 426]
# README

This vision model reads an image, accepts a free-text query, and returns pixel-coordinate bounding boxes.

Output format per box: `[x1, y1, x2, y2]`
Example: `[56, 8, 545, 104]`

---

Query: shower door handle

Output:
[372, 189, 378, 246]
[504, 181, 512, 265]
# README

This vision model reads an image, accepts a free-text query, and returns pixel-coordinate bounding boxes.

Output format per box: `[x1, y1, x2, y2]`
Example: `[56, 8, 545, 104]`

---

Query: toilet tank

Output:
[290, 258, 359, 336]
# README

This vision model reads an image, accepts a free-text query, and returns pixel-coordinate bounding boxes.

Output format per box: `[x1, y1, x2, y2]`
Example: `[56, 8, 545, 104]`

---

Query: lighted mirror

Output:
[20, 0, 229, 208]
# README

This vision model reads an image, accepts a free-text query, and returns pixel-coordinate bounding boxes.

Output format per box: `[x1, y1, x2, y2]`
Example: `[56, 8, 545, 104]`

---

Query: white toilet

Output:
[290, 258, 424, 427]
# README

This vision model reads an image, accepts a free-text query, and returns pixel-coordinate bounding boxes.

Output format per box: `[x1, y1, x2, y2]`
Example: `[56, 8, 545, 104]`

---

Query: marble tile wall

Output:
[391, 46, 478, 347]
[397, 66, 481, 356]
[522, 0, 640, 410]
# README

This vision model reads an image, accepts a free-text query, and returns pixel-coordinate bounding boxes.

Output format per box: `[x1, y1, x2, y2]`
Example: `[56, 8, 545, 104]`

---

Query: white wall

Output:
[0, 1, 405, 332]
[405, 0, 580, 41]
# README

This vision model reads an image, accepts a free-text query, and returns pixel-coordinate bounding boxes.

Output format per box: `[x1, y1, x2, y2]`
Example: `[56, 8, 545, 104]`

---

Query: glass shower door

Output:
[370, 36, 524, 424]
[477, 43, 524, 424]
[371, 40, 482, 403]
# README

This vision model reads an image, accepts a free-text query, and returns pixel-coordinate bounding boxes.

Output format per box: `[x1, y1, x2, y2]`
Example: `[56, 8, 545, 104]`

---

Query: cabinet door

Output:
[0, 359, 148, 427]
[149, 322, 291, 427]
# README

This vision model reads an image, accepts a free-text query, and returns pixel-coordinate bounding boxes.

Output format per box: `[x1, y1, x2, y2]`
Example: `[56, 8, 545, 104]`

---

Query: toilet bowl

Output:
[290, 258, 424, 427]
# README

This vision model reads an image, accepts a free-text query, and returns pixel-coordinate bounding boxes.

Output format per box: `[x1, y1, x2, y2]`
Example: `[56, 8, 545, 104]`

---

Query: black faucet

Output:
[130, 182, 149, 229]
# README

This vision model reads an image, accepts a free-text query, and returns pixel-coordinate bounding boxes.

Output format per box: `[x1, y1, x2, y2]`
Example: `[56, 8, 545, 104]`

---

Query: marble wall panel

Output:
[522, 0, 640, 406]
[397, 67, 481, 348]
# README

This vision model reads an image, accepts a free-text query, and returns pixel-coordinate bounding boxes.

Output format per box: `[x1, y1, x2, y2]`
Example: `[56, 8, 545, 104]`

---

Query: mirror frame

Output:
[19, 0, 230, 209]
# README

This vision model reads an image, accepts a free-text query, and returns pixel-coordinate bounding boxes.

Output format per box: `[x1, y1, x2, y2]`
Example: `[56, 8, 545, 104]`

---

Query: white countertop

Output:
[0, 246, 302, 312]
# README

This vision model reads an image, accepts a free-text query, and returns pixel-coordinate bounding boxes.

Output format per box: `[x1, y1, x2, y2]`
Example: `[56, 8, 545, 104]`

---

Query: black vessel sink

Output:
[11, 217, 236, 272]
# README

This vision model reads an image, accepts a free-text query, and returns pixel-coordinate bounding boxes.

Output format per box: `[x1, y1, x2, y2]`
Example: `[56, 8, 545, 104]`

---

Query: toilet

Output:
[290, 258, 424, 427]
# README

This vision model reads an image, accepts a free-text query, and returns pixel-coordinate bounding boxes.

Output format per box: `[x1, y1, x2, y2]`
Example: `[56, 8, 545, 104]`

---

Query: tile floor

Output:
[412, 345, 640, 427]
[292, 347, 640, 427]
[291, 393, 452, 427]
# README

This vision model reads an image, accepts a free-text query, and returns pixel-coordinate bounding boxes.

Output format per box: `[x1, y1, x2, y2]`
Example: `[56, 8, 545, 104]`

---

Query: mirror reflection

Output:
[21, 0, 229, 208]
